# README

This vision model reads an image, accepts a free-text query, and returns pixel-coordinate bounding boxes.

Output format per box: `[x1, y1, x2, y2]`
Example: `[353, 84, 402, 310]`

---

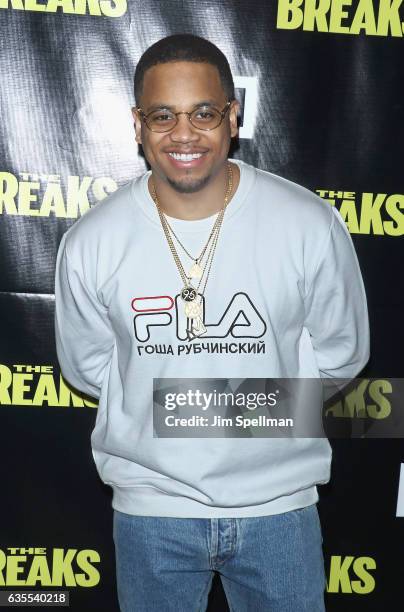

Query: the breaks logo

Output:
[277, 0, 404, 38]
[132, 292, 267, 343]
[316, 189, 404, 236]
[327, 555, 376, 594]
[0, 547, 100, 587]
[0, 0, 127, 17]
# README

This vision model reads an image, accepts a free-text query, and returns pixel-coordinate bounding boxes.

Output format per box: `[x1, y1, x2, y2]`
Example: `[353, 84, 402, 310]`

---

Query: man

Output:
[54, 34, 370, 612]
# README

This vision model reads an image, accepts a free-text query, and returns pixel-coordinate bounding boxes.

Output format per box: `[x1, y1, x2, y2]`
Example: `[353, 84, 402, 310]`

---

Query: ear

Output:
[131, 107, 142, 144]
[229, 100, 240, 138]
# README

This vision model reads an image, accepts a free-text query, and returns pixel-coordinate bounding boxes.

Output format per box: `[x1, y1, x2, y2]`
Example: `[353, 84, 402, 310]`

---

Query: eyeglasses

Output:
[136, 101, 232, 133]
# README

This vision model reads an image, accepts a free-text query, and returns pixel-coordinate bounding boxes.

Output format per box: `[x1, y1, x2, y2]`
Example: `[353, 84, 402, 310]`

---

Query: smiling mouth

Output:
[168, 152, 205, 161]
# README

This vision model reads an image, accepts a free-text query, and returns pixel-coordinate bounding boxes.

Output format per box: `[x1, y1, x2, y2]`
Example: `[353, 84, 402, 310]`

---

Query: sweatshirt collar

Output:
[134, 159, 255, 233]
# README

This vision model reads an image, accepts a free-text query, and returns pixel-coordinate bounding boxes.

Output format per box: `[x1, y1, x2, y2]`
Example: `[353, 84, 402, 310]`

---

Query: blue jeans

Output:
[113, 504, 326, 612]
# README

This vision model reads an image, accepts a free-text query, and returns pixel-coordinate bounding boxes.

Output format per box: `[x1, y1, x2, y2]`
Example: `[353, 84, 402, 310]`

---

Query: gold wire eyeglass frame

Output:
[135, 101, 232, 132]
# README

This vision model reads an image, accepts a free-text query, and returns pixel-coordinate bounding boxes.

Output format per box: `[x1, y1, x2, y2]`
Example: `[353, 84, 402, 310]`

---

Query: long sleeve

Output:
[54, 232, 116, 399]
[303, 206, 370, 382]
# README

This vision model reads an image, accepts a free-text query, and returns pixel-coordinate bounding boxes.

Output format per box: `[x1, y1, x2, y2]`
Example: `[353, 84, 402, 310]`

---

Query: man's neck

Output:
[148, 161, 240, 221]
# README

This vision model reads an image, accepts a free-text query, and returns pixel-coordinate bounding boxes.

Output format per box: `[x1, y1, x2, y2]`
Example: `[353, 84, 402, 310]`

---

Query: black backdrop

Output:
[1, 1, 403, 610]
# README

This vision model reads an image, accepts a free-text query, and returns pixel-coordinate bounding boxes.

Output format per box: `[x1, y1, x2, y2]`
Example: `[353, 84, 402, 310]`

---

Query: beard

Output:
[166, 171, 212, 194]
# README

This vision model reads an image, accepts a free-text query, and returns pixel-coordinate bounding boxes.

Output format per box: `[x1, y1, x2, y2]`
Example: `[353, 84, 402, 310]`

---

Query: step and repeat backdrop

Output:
[1, 1, 403, 610]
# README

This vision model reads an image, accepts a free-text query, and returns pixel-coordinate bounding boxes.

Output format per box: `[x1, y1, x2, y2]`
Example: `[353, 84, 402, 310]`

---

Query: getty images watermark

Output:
[153, 378, 404, 438]
[153, 378, 323, 438]
[163, 386, 292, 428]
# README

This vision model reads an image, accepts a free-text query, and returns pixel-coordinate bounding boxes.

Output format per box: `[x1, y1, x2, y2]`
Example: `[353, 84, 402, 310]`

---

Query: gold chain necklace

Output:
[150, 180, 227, 282]
[161, 213, 221, 281]
[150, 163, 233, 340]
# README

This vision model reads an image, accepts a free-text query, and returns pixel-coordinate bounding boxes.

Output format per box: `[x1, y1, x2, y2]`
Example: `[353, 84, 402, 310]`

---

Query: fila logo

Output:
[131, 292, 267, 343]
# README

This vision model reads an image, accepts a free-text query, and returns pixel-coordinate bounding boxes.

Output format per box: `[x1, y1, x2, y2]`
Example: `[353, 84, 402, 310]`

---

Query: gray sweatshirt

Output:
[54, 159, 370, 518]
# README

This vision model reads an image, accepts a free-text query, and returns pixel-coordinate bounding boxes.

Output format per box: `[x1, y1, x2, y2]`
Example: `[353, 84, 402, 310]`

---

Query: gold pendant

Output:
[184, 301, 202, 319]
[189, 262, 203, 279]
[181, 285, 197, 302]
[187, 316, 207, 341]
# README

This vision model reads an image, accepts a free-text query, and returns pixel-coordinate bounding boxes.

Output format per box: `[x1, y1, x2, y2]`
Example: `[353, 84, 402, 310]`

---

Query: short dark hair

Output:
[134, 34, 235, 104]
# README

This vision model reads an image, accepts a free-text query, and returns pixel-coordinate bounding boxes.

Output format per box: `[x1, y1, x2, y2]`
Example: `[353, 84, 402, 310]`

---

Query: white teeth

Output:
[168, 152, 203, 161]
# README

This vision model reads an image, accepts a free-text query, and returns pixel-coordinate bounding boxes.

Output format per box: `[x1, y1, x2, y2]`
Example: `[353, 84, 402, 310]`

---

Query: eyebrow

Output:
[143, 100, 223, 113]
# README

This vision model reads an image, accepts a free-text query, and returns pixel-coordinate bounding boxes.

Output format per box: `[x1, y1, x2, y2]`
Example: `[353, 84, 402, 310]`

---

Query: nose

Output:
[169, 112, 199, 143]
